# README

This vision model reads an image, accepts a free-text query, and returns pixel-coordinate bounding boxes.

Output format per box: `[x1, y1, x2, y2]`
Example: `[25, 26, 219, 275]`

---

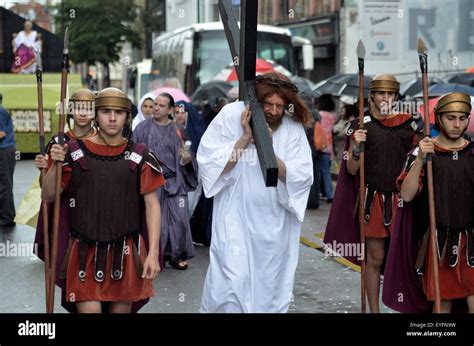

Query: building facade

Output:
[258, 0, 341, 83]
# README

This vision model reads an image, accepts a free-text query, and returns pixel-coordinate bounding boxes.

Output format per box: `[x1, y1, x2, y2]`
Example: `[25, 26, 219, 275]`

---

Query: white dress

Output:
[197, 101, 313, 313]
[14, 30, 40, 74]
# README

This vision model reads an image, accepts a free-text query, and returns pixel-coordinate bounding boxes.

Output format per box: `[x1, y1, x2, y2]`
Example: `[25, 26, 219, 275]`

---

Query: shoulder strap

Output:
[128, 141, 147, 171]
[46, 133, 71, 153]
[345, 118, 359, 138]
[68, 140, 89, 170]
[403, 146, 420, 172]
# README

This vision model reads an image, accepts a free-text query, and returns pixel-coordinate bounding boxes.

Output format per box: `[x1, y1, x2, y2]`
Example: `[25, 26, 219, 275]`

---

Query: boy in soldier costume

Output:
[325, 74, 422, 312]
[34, 89, 97, 311]
[394, 92, 474, 313]
[42, 87, 164, 313]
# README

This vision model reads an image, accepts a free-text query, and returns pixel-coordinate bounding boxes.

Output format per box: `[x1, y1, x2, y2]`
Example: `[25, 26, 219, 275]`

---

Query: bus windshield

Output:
[194, 30, 294, 85]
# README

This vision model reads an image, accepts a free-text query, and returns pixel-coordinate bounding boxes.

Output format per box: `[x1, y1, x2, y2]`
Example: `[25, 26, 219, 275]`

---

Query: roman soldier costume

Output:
[383, 92, 474, 312]
[43, 88, 165, 311]
[325, 74, 421, 262]
[34, 89, 97, 311]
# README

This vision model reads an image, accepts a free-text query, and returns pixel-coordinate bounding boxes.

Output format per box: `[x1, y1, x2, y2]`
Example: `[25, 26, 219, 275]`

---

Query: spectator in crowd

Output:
[333, 103, 358, 164]
[299, 91, 322, 209]
[0, 98, 16, 227]
[317, 94, 337, 203]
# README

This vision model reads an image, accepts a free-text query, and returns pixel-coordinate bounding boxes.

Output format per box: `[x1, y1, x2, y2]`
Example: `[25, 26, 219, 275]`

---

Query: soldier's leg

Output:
[467, 295, 474, 313]
[76, 301, 101, 313]
[439, 300, 453, 313]
[109, 302, 132, 313]
[366, 237, 385, 313]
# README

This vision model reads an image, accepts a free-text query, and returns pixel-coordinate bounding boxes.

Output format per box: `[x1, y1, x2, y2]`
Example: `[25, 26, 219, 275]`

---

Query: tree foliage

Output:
[54, 0, 142, 66]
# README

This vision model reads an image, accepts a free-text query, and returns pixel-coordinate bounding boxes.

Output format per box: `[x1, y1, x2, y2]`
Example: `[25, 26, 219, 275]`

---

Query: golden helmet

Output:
[67, 89, 95, 118]
[370, 74, 400, 93]
[69, 89, 95, 103]
[434, 92, 471, 115]
[95, 87, 132, 112]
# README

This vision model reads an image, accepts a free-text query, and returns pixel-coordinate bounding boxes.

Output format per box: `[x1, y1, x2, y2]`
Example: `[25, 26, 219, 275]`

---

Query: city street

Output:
[0, 159, 393, 313]
[2, 2, 474, 345]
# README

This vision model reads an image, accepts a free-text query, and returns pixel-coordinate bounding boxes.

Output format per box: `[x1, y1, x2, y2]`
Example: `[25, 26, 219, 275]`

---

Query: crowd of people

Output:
[23, 71, 312, 313]
[1, 69, 472, 315]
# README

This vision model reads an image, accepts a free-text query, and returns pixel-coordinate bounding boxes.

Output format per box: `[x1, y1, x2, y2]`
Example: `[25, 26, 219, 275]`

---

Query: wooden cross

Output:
[218, 0, 278, 187]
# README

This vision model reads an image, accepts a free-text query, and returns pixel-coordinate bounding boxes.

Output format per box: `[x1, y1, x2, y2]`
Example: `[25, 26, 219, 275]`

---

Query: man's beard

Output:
[265, 113, 283, 130]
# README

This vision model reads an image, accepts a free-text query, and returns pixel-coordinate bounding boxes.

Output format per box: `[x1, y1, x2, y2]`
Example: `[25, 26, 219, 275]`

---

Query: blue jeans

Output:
[307, 152, 321, 208]
[320, 153, 333, 199]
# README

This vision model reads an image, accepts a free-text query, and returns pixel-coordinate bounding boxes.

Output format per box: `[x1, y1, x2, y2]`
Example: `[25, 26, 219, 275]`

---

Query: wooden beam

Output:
[244, 81, 279, 186]
[219, 0, 278, 187]
[218, 0, 241, 83]
[239, 0, 257, 96]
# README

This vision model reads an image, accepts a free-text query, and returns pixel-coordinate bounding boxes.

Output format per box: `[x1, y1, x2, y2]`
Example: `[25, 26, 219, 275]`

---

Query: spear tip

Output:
[356, 40, 365, 59]
[34, 47, 42, 70]
[417, 37, 427, 55]
[63, 26, 70, 53]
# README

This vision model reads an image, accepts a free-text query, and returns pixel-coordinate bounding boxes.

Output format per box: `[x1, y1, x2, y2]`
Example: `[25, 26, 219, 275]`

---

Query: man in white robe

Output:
[198, 72, 313, 313]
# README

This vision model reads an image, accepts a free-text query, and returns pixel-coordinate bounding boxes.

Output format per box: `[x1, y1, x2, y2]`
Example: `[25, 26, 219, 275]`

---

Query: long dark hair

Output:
[255, 72, 312, 127]
[341, 104, 358, 120]
[317, 94, 335, 112]
[159, 92, 175, 108]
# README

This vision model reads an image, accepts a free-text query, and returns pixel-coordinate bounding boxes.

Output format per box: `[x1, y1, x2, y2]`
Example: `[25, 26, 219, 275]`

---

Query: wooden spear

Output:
[356, 40, 367, 313]
[48, 27, 69, 313]
[417, 37, 441, 313]
[34, 47, 52, 312]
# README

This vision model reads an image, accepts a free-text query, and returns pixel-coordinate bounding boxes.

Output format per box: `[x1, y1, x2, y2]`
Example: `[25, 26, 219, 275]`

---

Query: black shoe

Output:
[326, 198, 333, 203]
[169, 259, 188, 270]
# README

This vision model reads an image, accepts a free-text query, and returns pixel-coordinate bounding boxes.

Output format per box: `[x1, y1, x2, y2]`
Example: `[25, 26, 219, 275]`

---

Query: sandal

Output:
[169, 259, 188, 270]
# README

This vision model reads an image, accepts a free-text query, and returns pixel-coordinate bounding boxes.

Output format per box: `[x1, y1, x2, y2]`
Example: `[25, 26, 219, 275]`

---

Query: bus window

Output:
[153, 24, 297, 95]
[257, 32, 294, 74]
[194, 31, 233, 85]
[177, 31, 185, 53]
[258, 47, 272, 61]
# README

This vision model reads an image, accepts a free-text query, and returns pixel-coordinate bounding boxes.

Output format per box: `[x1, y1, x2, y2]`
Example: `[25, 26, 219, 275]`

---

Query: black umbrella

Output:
[400, 77, 443, 97]
[312, 74, 372, 99]
[190, 81, 233, 104]
[413, 82, 474, 98]
[291, 75, 315, 95]
[442, 73, 474, 87]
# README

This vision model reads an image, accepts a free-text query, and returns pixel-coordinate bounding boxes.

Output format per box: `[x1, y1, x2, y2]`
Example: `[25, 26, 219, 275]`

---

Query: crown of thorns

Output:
[255, 75, 299, 93]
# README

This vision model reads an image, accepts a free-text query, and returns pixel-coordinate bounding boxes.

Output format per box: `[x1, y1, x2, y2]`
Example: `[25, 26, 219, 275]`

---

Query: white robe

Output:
[14, 30, 37, 49]
[197, 101, 313, 313]
[13, 30, 40, 74]
[132, 92, 155, 131]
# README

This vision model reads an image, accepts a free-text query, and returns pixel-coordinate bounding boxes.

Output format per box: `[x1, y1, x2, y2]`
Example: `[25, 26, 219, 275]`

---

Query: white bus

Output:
[147, 22, 314, 96]
[126, 59, 152, 104]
